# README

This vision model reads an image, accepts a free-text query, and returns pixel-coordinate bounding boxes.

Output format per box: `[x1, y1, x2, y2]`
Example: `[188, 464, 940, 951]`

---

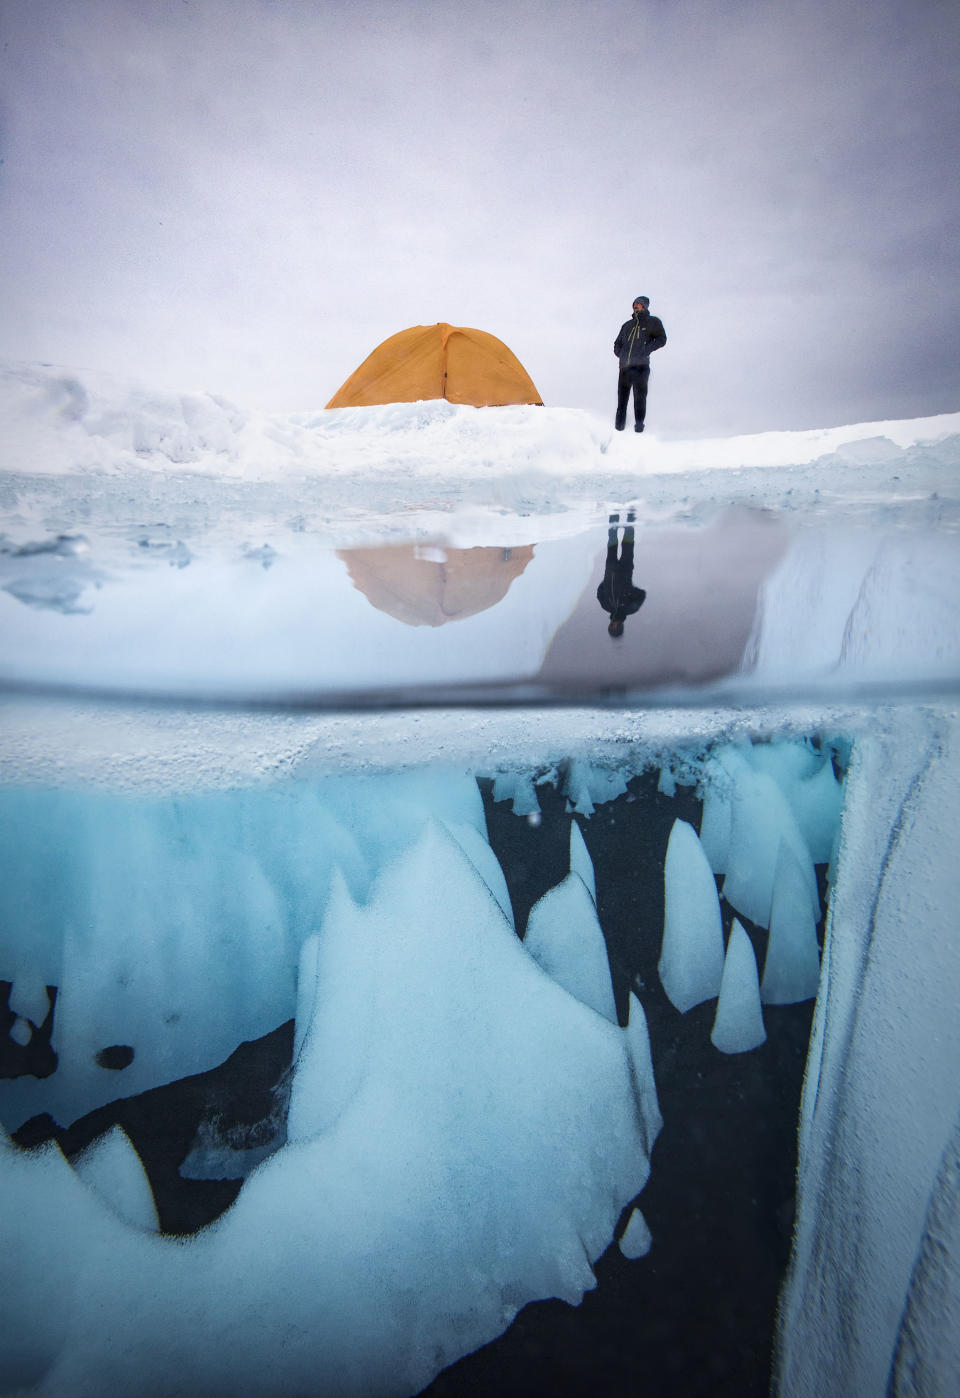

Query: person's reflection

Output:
[597, 511, 646, 637]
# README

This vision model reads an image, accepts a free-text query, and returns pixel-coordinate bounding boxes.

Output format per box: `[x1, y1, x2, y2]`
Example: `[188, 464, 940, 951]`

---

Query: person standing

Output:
[614, 296, 667, 432]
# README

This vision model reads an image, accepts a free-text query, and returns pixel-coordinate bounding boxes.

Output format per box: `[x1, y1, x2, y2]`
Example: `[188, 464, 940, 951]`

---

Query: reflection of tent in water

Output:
[326, 323, 542, 408]
[338, 543, 535, 627]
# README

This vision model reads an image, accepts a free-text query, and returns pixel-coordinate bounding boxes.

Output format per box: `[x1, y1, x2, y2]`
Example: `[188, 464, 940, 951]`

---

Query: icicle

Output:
[658, 819, 725, 1013]
[711, 921, 766, 1055]
[619, 1207, 653, 1259]
[625, 992, 662, 1153]
[657, 766, 676, 798]
[491, 771, 541, 817]
[761, 841, 822, 1004]
[569, 820, 597, 903]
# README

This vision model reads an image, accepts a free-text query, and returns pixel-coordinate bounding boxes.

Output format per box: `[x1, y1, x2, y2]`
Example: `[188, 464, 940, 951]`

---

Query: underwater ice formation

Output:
[658, 817, 725, 1013]
[0, 731, 847, 1397]
[711, 920, 766, 1055]
[619, 1207, 653, 1260]
[761, 842, 822, 1006]
[523, 872, 617, 1024]
[2, 712, 959, 1395]
[0, 794, 660, 1397]
[71, 1124, 159, 1232]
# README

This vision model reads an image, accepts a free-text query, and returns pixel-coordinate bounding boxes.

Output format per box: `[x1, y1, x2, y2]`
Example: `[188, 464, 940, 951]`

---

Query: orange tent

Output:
[326, 323, 542, 409]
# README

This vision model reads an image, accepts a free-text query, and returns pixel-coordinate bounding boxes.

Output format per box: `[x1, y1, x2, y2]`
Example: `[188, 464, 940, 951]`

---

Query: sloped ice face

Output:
[524, 873, 617, 1024]
[1, 791, 658, 1398]
[0, 732, 845, 1396]
[0, 771, 491, 1129]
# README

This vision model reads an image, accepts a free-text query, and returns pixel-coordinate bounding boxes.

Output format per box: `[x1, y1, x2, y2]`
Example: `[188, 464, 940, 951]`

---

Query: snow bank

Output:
[0, 359, 610, 483]
[3, 359, 958, 506]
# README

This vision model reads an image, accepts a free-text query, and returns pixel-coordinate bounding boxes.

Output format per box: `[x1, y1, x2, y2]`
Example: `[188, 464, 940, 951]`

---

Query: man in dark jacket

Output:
[614, 296, 667, 432]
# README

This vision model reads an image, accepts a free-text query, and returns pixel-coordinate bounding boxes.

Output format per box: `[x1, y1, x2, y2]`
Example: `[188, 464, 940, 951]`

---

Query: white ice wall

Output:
[776, 709, 960, 1397]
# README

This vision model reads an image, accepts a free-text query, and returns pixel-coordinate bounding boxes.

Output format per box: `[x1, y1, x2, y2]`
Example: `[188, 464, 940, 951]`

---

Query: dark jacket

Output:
[614, 310, 667, 370]
[597, 571, 646, 621]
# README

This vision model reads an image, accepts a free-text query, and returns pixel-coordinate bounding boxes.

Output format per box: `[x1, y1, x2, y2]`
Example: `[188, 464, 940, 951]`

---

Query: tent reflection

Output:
[337, 543, 535, 628]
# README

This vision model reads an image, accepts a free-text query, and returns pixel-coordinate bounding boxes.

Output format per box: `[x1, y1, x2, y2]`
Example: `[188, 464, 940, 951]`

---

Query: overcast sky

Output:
[1, 0, 957, 435]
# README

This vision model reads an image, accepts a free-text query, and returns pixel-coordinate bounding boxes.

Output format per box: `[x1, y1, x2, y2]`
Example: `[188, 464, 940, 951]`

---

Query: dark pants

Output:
[616, 365, 650, 429]
[607, 525, 635, 565]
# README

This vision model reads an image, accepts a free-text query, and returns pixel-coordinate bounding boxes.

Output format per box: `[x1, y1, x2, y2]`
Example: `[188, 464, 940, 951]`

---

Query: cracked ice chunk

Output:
[711, 921, 766, 1055]
[619, 1207, 653, 1259]
[658, 819, 725, 1013]
[569, 820, 596, 902]
[524, 872, 617, 1024]
[761, 841, 822, 1005]
[72, 1125, 159, 1232]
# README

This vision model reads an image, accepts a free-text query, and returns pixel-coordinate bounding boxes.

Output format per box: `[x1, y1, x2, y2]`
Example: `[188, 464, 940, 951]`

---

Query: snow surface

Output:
[2, 360, 960, 1395]
[4, 359, 958, 486]
[1, 359, 959, 704]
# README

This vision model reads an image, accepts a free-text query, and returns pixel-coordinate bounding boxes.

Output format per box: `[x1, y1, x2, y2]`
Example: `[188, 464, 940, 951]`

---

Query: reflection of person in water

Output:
[597, 512, 646, 637]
